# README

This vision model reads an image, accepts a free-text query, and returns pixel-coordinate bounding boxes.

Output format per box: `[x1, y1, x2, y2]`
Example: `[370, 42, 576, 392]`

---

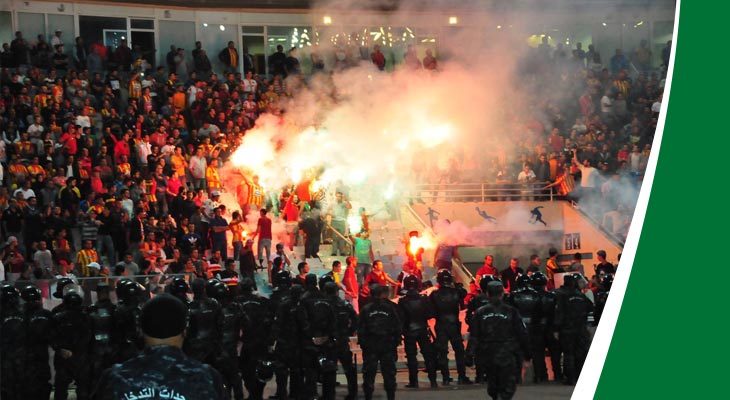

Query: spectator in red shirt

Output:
[253, 208, 273, 275]
[371, 45, 386, 71]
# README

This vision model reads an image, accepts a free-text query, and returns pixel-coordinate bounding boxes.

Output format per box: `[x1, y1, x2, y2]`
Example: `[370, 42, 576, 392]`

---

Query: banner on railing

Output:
[411, 202, 564, 232]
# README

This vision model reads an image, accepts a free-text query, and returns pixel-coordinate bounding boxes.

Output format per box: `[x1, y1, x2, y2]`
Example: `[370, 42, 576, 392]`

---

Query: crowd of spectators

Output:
[421, 39, 669, 240]
[0, 28, 667, 288]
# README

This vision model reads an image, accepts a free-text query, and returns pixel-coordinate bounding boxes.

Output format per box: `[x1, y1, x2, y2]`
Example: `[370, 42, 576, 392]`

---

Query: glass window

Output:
[591, 22, 622, 68]
[0, 11, 13, 45]
[47, 14, 75, 54]
[652, 20, 674, 69]
[131, 19, 155, 30]
[242, 34, 266, 75]
[79, 15, 127, 56]
[242, 26, 264, 35]
[267, 26, 314, 75]
[17, 13, 46, 42]
[198, 23, 237, 75]
[623, 20, 651, 70]
[158, 20, 196, 70]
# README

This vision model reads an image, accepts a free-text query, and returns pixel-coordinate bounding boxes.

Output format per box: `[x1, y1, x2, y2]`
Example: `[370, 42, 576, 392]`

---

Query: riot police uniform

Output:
[358, 284, 402, 400]
[113, 279, 144, 363]
[234, 277, 274, 400]
[322, 280, 359, 400]
[398, 275, 438, 388]
[554, 273, 594, 385]
[1, 284, 26, 400]
[207, 279, 245, 400]
[296, 274, 338, 400]
[184, 278, 224, 364]
[429, 269, 472, 385]
[93, 293, 228, 400]
[465, 275, 500, 384]
[507, 274, 541, 383]
[594, 274, 613, 325]
[466, 281, 531, 400]
[87, 283, 117, 390]
[529, 271, 557, 383]
[52, 287, 92, 400]
[22, 284, 54, 400]
[272, 280, 304, 400]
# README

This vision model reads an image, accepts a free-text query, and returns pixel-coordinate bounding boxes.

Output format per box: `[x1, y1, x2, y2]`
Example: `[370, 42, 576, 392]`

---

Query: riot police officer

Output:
[184, 278, 223, 364]
[429, 269, 472, 385]
[168, 276, 191, 304]
[466, 281, 531, 400]
[113, 279, 144, 363]
[207, 279, 245, 400]
[508, 274, 541, 383]
[234, 277, 274, 400]
[529, 271, 556, 383]
[22, 284, 54, 400]
[1, 284, 25, 400]
[322, 280, 358, 400]
[93, 293, 228, 400]
[465, 275, 500, 384]
[398, 274, 438, 388]
[554, 273, 594, 385]
[53, 277, 76, 308]
[269, 269, 293, 315]
[272, 279, 304, 400]
[358, 284, 401, 400]
[594, 274, 613, 325]
[52, 285, 92, 400]
[296, 274, 338, 400]
[88, 282, 117, 390]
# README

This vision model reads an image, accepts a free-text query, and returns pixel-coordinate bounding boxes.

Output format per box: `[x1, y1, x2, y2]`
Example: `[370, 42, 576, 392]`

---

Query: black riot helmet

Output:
[207, 279, 229, 302]
[403, 274, 421, 292]
[529, 271, 547, 288]
[562, 273, 576, 289]
[436, 269, 453, 287]
[319, 355, 338, 373]
[322, 281, 339, 297]
[21, 284, 42, 303]
[191, 278, 207, 299]
[1, 283, 20, 306]
[275, 270, 292, 289]
[53, 277, 75, 299]
[168, 277, 190, 299]
[239, 277, 256, 294]
[318, 274, 334, 290]
[116, 279, 141, 302]
[601, 274, 614, 292]
[62, 285, 83, 309]
[304, 273, 318, 291]
[255, 359, 275, 383]
[515, 274, 531, 289]
[479, 275, 500, 293]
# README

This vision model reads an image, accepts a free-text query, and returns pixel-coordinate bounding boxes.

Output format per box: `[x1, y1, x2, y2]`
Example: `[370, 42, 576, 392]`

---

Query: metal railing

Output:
[326, 222, 356, 256]
[407, 181, 554, 203]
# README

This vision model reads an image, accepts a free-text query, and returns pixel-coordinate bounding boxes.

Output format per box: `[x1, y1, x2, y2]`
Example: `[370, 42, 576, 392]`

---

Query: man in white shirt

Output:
[137, 134, 153, 173]
[243, 93, 257, 123]
[572, 149, 598, 201]
[33, 240, 54, 273]
[517, 164, 537, 200]
[242, 70, 257, 95]
[188, 148, 208, 190]
[50, 29, 64, 48]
